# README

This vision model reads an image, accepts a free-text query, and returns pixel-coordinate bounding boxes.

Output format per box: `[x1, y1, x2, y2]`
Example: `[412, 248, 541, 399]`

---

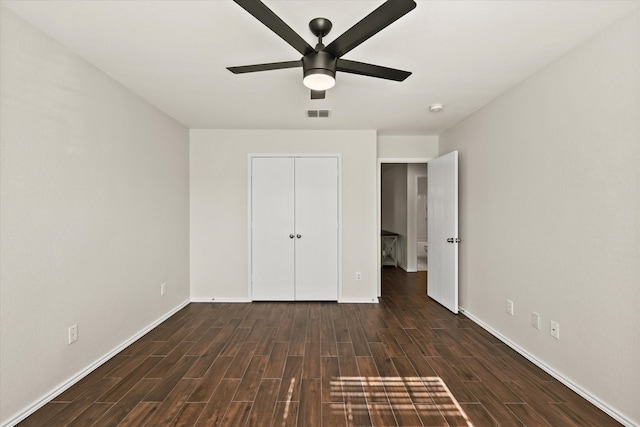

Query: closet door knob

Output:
[289, 234, 295, 239]
[296, 234, 302, 238]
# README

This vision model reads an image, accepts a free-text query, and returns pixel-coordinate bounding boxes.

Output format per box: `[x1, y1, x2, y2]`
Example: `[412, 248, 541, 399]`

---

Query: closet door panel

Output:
[294, 157, 339, 300]
[251, 157, 295, 300]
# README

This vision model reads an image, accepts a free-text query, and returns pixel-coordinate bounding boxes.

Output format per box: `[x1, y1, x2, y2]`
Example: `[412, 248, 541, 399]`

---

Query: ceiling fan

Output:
[227, 0, 416, 99]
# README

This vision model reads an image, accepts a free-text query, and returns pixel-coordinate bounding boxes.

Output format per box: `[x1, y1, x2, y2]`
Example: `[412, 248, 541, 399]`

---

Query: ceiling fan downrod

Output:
[309, 17, 333, 48]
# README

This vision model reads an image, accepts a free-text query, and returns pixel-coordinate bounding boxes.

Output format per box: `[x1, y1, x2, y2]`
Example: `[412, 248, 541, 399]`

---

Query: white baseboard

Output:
[190, 297, 251, 303]
[192, 298, 380, 304]
[3, 300, 190, 427]
[459, 307, 636, 427]
[339, 298, 379, 303]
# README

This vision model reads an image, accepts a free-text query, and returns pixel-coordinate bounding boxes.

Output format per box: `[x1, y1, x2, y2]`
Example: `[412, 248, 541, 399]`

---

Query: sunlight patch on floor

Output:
[331, 376, 473, 426]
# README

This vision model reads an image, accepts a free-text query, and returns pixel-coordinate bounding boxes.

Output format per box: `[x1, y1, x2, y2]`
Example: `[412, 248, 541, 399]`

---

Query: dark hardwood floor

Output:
[19, 268, 620, 426]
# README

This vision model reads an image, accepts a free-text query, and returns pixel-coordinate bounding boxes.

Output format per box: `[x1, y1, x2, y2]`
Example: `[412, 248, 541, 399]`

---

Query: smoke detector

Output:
[429, 104, 444, 112]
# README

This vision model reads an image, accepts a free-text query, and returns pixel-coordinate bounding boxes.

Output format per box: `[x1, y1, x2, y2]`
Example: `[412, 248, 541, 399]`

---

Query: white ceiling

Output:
[2, 0, 638, 135]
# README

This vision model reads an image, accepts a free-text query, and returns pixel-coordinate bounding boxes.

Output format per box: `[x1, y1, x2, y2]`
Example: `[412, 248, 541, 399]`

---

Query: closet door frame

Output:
[248, 153, 342, 301]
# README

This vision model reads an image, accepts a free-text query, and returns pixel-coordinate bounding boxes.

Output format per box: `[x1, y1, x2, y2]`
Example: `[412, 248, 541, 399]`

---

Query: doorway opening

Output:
[377, 159, 430, 296]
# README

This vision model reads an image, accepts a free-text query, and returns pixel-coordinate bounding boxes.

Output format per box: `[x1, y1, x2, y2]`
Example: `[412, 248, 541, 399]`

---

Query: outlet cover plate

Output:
[506, 299, 514, 316]
[68, 324, 78, 344]
[550, 321, 560, 339]
[531, 312, 541, 330]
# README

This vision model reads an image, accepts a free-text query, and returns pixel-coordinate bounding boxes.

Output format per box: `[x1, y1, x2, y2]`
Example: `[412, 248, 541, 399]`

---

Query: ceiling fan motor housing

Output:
[302, 50, 337, 81]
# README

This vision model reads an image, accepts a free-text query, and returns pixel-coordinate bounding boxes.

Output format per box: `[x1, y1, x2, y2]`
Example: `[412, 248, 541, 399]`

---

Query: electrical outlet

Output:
[531, 312, 541, 330]
[161, 283, 166, 296]
[506, 299, 514, 316]
[550, 321, 560, 339]
[355, 272, 362, 281]
[68, 324, 78, 344]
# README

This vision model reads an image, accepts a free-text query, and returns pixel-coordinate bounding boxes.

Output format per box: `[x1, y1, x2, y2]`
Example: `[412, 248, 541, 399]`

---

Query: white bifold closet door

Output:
[251, 156, 338, 301]
[251, 157, 296, 300]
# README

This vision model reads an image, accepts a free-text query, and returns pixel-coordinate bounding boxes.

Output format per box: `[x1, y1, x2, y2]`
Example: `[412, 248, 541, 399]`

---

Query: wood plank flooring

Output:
[18, 268, 621, 426]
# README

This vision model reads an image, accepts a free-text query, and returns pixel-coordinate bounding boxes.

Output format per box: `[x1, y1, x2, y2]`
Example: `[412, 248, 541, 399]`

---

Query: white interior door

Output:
[294, 157, 339, 300]
[251, 157, 295, 300]
[427, 151, 459, 313]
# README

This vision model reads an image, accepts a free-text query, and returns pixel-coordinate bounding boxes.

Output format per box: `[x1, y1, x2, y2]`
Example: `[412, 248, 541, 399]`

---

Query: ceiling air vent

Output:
[306, 109, 331, 118]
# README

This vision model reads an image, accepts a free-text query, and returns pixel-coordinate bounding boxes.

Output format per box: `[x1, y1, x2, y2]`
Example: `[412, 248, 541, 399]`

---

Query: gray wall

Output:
[381, 164, 408, 269]
[0, 8, 190, 424]
[440, 10, 640, 424]
[190, 129, 378, 302]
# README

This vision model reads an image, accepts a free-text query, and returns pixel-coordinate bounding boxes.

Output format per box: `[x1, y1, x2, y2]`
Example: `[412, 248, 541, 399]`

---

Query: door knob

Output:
[289, 234, 295, 239]
[296, 234, 302, 238]
[447, 238, 454, 243]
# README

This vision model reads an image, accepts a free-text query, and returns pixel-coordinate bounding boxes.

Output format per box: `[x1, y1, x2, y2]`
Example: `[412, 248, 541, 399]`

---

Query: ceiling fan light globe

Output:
[303, 71, 335, 91]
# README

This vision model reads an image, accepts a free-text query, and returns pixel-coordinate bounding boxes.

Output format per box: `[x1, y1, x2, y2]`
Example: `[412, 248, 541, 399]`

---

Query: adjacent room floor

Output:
[18, 268, 620, 426]
[417, 255, 428, 271]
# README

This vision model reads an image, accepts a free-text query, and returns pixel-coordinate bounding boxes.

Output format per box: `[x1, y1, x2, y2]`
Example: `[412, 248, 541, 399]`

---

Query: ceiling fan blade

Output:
[227, 60, 301, 74]
[325, 0, 416, 58]
[337, 59, 411, 81]
[311, 90, 326, 100]
[232, 0, 315, 56]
